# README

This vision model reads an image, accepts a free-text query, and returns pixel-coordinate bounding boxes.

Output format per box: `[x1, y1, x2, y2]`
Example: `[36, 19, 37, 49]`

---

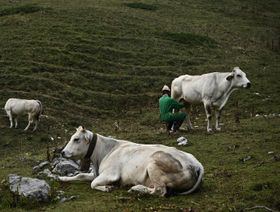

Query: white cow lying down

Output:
[4, 98, 43, 131]
[59, 126, 204, 196]
[171, 67, 251, 132]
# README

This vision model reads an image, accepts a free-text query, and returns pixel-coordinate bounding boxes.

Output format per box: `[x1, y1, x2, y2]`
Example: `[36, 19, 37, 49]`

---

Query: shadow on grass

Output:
[0, 4, 49, 16]
[125, 3, 157, 11]
[162, 32, 218, 48]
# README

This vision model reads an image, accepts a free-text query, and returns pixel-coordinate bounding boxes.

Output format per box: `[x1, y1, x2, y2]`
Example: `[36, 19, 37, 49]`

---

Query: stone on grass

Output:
[37, 168, 59, 180]
[177, 136, 189, 146]
[32, 161, 50, 173]
[52, 157, 80, 176]
[54, 190, 78, 203]
[8, 174, 50, 202]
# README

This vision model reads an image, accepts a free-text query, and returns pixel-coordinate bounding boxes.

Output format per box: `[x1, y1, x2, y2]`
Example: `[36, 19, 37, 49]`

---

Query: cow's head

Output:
[226, 67, 251, 88]
[61, 126, 93, 160]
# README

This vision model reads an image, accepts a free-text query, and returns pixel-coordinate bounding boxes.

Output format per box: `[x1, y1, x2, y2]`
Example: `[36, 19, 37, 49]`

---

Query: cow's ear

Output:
[226, 73, 234, 81]
[77, 126, 86, 132]
[232, 67, 239, 72]
[84, 133, 91, 144]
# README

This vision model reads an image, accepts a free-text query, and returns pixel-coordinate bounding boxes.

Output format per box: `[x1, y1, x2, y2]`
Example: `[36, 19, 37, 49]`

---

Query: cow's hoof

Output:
[105, 186, 114, 192]
[207, 128, 213, 133]
[58, 176, 68, 182]
[216, 127, 221, 131]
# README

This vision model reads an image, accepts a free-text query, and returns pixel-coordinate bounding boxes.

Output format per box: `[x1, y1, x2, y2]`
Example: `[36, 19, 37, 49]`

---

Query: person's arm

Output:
[171, 98, 185, 109]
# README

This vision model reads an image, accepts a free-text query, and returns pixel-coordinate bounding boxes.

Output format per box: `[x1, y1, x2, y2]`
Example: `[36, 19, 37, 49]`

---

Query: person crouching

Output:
[159, 85, 186, 133]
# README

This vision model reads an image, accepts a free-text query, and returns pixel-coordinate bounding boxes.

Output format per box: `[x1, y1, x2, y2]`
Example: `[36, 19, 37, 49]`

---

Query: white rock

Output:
[177, 136, 187, 143]
[9, 174, 50, 202]
[178, 141, 188, 146]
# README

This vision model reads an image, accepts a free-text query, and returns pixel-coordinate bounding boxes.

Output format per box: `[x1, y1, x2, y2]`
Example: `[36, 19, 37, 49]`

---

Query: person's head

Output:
[162, 85, 171, 96]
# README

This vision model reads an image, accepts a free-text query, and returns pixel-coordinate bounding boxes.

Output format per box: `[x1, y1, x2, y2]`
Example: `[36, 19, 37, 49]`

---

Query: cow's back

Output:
[171, 72, 226, 103]
[99, 142, 201, 186]
[172, 74, 209, 103]
[4, 98, 39, 115]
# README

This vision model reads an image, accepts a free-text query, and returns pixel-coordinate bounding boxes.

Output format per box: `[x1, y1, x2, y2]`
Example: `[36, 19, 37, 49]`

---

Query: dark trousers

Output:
[166, 119, 184, 132]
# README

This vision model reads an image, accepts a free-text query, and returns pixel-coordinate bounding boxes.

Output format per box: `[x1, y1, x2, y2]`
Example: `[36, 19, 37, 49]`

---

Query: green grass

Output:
[0, 0, 280, 211]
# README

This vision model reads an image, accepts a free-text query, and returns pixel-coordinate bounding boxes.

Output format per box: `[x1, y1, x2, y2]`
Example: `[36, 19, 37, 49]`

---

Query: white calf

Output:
[171, 67, 251, 132]
[59, 126, 204, 196]
[4, 98, 43, 131]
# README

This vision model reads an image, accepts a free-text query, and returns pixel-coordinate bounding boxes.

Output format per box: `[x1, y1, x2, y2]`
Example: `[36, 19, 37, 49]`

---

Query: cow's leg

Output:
[14, 117, 18, 128]
[90, 173, 119, 192]
[129, 184, 167, 196]
[203, 102, 212, 132]
[24, 114, 32, 131]
[129, 151, 183, 197]
[24, 122, 31, 131]
[128, 185, 154, 194]
[146, 151, 198, 197]
[184, 103, 193, 130]
[59, 173, 96, 182]
[6, 110, 13, 128]
[32, 113, 40, 131]
[215, 109, 222, 131]
[33, 119, 38, 131]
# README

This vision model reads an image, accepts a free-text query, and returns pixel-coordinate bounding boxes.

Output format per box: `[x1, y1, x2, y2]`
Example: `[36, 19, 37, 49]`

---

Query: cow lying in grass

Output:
[59, 126, 204, 196]
[4, 98, 43, 131]
[171, 67, 251, 132]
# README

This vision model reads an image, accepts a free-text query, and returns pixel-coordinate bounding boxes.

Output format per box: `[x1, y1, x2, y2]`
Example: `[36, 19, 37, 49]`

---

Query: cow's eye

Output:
[73, 138, 79, 142]
[237, 74, 242, 78]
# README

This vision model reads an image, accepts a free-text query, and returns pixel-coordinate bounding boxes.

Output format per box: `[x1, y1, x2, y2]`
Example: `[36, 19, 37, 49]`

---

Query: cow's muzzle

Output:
[246, 82, 251, 89]
[61, 150, 71, 158]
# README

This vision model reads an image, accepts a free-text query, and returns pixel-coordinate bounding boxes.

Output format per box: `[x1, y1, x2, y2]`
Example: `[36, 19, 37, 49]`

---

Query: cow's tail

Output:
[179, 164, 204, 195]
[35, 100, 43, 119]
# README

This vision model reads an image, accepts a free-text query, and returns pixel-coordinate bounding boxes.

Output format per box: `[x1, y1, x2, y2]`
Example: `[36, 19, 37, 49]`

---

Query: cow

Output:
[171, 67, 251, 132]
[59, 126, 204, 197]
[4, 98, 43, 131]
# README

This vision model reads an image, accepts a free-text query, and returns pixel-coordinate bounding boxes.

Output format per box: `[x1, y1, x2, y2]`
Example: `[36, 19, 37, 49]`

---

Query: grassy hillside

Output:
[0, 0, 280, 211]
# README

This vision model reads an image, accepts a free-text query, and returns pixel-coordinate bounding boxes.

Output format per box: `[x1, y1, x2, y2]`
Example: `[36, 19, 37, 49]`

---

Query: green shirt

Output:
[159, 95, 185, 122]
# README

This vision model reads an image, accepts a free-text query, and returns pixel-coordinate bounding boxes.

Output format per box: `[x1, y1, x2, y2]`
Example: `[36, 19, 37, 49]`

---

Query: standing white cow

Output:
[59, 126, 204, 197]
[4, 98, 43, 131]
[171, 67, 251, 132]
